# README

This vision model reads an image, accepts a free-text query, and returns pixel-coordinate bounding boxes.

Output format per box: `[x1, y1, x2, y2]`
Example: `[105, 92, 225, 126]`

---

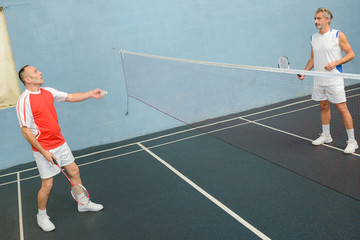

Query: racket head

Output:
[70, 184, 90, 205]
[278, 56, 290, 69]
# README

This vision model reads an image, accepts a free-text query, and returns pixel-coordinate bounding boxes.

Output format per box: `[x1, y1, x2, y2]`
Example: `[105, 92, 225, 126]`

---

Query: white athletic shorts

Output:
[33, 142, 75, 179]
[312, 84, 347, 104]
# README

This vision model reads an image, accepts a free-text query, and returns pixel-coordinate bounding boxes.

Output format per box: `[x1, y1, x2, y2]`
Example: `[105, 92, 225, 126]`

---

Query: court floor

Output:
[1, 86, 360, 240]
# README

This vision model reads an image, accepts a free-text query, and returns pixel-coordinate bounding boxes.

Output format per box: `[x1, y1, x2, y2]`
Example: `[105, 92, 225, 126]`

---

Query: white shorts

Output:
[312, 84, 347, 104]
[33, 142, 75, 179]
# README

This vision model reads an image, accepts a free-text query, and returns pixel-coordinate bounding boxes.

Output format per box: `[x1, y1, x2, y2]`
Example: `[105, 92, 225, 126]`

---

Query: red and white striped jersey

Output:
[16, 87, 68, 151]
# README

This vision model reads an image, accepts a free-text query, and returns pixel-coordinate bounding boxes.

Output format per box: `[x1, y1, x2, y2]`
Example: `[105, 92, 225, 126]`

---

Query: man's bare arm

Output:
[21, 127, 56, 164]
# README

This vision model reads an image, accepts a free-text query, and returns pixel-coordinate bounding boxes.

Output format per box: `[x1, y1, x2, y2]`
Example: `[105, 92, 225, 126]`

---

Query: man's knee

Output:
[336, 102, 349, 115]
[64, 163, 80, 178]
[41, 178, 54, 193]
[319, 101, 330, 111]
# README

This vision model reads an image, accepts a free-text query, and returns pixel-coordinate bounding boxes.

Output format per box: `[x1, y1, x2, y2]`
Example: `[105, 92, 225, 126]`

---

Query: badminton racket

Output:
[278, 56, 302, 78]
[53, 159, 90, 205]
[278, 56, 290, 69]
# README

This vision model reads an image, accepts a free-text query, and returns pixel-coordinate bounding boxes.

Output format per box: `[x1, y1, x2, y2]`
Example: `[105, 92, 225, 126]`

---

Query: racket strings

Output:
[278, 56, 290, 69]
[71, 184, 90, 205]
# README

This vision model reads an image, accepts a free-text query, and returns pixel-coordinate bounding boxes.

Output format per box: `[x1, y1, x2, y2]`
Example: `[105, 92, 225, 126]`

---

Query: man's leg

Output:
[38, 177, 54, 210]
[335, 102, 353, 130]
[320, 100, 331, 125]
[312, 100, 333, 145]
[37, 177, 55, 232]
[335, 102, 358, 154]
[63, 162, 103, 212]
[63, 162, 81, 185]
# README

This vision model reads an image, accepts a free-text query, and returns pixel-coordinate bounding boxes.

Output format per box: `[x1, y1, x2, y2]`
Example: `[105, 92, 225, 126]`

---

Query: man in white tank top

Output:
[298, 8, 357, 154]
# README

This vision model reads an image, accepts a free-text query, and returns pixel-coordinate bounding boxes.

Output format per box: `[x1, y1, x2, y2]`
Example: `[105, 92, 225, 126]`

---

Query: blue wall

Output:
[1, 0, 359, 170]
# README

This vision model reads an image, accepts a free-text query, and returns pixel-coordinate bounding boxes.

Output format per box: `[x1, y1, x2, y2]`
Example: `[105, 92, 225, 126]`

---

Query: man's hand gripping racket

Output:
[53, 159, 90, 205]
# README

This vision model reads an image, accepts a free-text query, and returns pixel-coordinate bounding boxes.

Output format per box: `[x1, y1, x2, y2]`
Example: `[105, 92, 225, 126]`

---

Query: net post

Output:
[120, 50, 129, 115]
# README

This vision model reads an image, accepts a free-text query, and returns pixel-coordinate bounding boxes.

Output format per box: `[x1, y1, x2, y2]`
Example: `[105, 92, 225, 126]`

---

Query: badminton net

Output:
[121, 50, 360, 200]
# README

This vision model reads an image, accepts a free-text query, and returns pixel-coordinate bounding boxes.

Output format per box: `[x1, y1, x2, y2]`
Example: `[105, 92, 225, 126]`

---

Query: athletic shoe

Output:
[312, 133, 333, 146]
[37, 214, 55, 232]
[78, 201, 104, 212]
[344, 139, 358, 154]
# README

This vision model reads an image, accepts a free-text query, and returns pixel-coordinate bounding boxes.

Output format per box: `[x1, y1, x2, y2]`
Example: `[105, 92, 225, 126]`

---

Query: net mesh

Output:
[121, 50, 360, 200]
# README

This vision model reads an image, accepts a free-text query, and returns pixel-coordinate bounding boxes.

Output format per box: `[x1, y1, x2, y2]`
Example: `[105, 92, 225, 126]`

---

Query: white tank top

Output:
[311, 29, 343, 86]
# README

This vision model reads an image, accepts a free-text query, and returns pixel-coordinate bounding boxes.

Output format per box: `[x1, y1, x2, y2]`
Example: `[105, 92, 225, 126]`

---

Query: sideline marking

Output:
[137, 142, 271, 240]
[17, 172, 24, 240]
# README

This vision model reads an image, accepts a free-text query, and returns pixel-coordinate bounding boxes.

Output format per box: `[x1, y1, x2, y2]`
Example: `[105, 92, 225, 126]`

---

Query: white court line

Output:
[17, 172, 24, 240]
[0, 179, 18, 187]
[0, 166, 38, 178]
[1, 91, 359, 180]
[137, 143, 271, 240]
[241, 90, 360, 119]
[77, 149, 144, 167]
[238, 117, 314, 142]
[239, 117, 360, 157]
[237, 91, 360, 157]
[0, 174, 40, 187]
[83, 89, 360, 160]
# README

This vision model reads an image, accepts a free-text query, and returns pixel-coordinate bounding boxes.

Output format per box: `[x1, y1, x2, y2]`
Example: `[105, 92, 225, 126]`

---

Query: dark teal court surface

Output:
[1, 90, 360, 240]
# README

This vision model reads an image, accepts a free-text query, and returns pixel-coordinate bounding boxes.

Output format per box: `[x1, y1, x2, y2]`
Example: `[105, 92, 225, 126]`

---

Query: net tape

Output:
[121, 50, 360, 80]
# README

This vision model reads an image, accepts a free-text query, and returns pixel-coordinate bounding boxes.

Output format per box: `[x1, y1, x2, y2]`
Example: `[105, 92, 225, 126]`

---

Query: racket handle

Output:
[53, 159, 59, 165]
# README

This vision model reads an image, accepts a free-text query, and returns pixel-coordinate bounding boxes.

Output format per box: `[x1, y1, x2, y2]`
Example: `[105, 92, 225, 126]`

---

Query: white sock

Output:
[38, 209, 47, 216]
[322, 125, 330, 136]
[346, 128, 355, 140]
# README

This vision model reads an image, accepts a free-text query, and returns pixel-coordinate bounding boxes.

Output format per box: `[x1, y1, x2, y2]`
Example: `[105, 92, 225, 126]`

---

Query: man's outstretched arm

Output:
[65, 89, 106, 102]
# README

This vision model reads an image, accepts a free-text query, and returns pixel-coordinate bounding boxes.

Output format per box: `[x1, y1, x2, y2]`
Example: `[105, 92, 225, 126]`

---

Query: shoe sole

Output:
[78, 207, 104, 212]
[78, 209, 103, 212]
[344, 146, 359, 154]
[38, 225, 55, 232]
[312, 139, 333, 146]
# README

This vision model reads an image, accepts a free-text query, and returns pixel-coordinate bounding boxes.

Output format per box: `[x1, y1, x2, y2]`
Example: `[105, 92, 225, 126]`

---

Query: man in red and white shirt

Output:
[16, 65, 105, 232]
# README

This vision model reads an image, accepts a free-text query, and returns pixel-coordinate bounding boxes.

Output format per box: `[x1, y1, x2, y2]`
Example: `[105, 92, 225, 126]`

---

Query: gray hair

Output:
[316, 8, 333, 24]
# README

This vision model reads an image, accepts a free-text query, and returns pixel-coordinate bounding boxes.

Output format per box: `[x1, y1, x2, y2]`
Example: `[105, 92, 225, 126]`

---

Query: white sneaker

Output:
[344, 139, 358, 154]
[37, 214, 55, 232]
[312, 133, 333, 146]
[78, 201, 104, 212]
